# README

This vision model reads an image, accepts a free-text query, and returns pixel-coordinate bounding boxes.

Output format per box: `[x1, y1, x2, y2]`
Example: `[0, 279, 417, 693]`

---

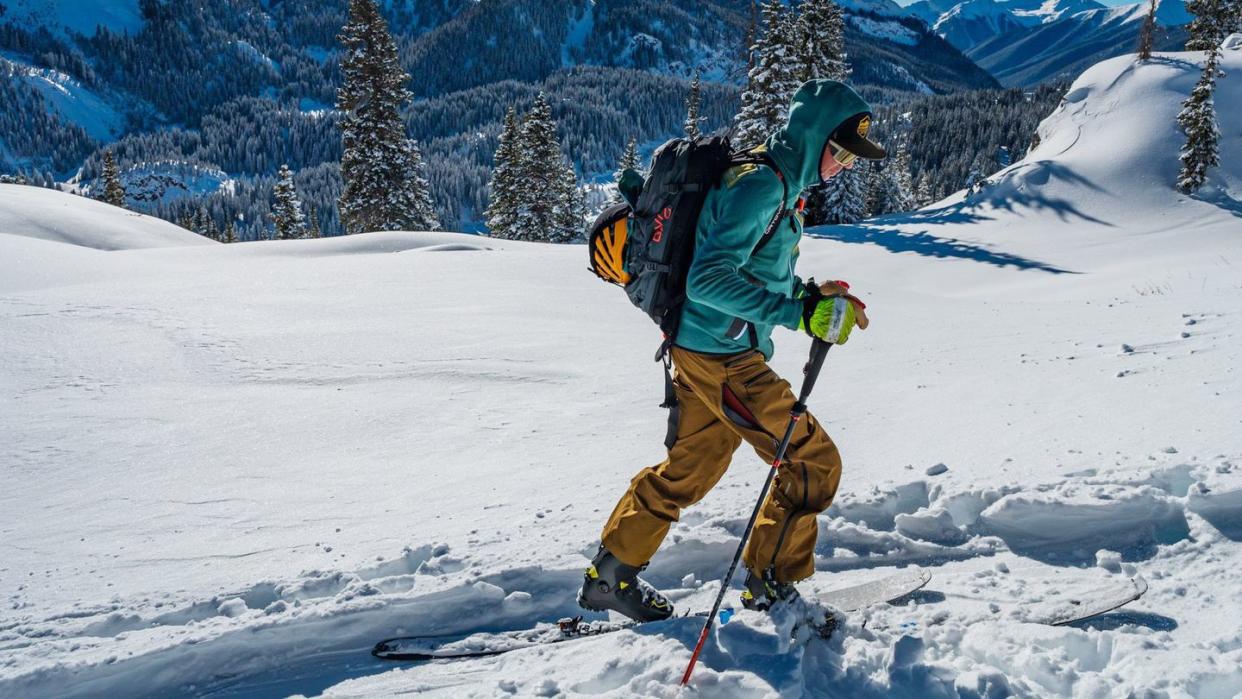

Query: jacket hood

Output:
[764, 80, 873, 193]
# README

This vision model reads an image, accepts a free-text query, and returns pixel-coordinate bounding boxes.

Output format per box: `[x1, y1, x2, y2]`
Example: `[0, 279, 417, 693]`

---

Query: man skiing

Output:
[580, 80, 886, 621]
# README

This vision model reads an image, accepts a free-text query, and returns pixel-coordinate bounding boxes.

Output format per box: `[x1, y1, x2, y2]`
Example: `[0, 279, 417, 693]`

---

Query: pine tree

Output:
[307, 206, 322, 238]
[610, 137, 640, 204]
[1177, 45, 1222, 192]
[1185, 0, 1241, 51]
[1137, 0, 1157, 60]
[885, 141, 916, 213]
[684, 70, 704, 139]
[401, 140, 439, 231]
[485, 105, 525, 239]
[552, 160, 584, 243]
[794, 0, 850, 83]
[864, 161, 886, 218]
[271, 163, 307, 240]
[513, 93, 575, 242]
[819, 165, 868, 224]
[337, 0, 438, 234]
[915, 173, 933, 207]
[224, 219, 238, 244]
[101, 150, 126, 208]
[733, 0, 800, 150]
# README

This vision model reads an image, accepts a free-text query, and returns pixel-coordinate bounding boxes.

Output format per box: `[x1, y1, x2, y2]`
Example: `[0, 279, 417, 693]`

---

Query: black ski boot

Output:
[741, 567, 801, 611]
[577, 546, 673, 622]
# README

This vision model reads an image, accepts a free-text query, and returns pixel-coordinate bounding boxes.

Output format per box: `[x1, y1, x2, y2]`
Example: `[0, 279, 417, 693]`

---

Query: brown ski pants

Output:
[600, 345, 842, 583]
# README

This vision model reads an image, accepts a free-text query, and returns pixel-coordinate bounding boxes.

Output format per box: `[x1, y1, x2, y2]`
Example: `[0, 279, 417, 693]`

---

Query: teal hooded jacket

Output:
[675, 80, 873, 360]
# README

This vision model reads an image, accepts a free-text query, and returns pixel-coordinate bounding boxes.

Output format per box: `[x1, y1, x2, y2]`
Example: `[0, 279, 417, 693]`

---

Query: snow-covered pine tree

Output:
[399, 139, 440, 231]
[915, 173, 933, 207]
[733, 0, 800, 150]
[1184, 0, 1234, 51]
[514, 93, 574, 242]
[1137, 0, 1157, 60]
[272, 163, 307, 240]
[552, 160, 584, 244]
[885, 141, 916, 213]
[864, 160, 886, 218]
[307, 206, 322, 238]
[685, 70, 704, 139]
[101, 150, 126, 208]
[336, 0, 437, 234]
[224, 219, 237, 244]
[609, 137, 640, 205]
[485, 106, 524, 239]
[819, 164, 868, 224]
[1177, 44, 1221, 192]
[794, 0, 850, 83]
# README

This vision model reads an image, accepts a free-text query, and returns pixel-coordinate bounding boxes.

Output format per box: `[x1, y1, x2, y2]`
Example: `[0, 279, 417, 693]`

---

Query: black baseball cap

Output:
[831, 112, 886, 160]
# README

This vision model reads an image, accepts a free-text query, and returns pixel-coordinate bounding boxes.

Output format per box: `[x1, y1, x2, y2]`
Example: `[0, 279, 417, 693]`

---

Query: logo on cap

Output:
[857, 115, 870, 138]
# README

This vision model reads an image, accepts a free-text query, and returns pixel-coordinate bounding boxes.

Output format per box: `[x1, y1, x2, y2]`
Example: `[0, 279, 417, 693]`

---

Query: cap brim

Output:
[832, 112, 887, 160]
[834, 132, 886, 160]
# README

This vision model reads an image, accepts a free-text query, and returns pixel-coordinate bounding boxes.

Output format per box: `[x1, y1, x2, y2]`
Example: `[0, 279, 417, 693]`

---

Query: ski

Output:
[372, 611, 708, 661]
[1030, 576, 1148, 626]
[372, 568, 931, 661]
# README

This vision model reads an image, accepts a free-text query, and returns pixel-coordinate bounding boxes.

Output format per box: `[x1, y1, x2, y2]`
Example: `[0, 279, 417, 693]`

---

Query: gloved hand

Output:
[798, 279, 869, 344]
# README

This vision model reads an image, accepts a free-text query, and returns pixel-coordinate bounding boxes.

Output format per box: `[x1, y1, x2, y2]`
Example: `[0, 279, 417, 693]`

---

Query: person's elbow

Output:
[683, 258, 716, 306]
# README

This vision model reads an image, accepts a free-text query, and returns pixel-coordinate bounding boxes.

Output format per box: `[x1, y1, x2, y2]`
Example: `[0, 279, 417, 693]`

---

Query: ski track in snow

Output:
[2, 462, 1241, 697]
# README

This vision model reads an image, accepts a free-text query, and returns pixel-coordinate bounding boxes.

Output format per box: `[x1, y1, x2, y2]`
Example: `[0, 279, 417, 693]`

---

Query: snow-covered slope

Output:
[0, 56, 126, 141]
[2, 47, 1241, 697]
[0, 184, 213, 253]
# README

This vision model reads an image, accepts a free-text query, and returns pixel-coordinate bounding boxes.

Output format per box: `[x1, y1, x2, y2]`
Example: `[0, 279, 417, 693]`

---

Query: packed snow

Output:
[2, 47, 1242, 697]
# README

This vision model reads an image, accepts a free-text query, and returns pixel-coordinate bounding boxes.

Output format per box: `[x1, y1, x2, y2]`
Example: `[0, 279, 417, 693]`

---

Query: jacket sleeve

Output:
[685, 170, 803, 330]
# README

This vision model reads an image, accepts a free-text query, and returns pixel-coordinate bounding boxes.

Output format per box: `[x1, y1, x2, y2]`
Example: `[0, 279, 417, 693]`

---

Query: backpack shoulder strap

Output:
[728, 150, 789, 257]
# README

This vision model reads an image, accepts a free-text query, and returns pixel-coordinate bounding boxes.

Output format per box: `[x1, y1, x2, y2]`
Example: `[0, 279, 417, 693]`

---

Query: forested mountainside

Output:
[2, 0, 1004, 237]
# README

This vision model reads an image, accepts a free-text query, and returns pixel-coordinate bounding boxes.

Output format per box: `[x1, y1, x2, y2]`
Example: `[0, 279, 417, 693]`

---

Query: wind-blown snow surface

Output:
[3, 49, 1242, 697]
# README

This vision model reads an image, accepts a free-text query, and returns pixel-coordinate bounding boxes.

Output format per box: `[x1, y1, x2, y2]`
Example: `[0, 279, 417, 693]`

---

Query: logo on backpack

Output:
[652, 207, 672, 243]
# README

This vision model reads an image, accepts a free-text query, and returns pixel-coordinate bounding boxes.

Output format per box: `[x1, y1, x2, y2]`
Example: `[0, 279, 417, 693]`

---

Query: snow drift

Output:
[0, 184, 214, 251]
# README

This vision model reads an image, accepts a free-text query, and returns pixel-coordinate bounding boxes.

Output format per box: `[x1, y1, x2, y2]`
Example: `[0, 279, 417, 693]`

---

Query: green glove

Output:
[799, 295, 858, 344]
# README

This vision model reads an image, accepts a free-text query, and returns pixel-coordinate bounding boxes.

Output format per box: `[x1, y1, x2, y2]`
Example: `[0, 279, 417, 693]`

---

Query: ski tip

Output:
[1131, 575, 1149, 596]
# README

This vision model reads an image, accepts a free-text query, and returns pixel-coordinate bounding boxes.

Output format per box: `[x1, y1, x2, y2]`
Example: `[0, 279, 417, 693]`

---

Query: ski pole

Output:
[680, 339, 832, 687]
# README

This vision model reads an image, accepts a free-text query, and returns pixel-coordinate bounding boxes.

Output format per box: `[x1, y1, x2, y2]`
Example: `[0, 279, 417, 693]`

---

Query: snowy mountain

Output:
[969, 0, 1192, 85]
[910, 0, 1192, 85]
[2, 41, 1241, 696]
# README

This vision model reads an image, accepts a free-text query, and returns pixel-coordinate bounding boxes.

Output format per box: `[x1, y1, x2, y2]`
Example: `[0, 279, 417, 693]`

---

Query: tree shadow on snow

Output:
[806, 224, 1077, 274]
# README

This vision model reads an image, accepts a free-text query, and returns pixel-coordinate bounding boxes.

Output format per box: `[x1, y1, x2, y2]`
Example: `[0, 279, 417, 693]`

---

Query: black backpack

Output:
[587, 134, 789, 446]
[588, 134, 788, 357]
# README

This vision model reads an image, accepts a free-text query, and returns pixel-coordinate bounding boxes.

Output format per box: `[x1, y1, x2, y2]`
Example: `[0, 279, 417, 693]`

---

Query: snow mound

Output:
[978, 47, 1242, 226]
[0, 184, 212, 251]
[234, 231, 497, 258]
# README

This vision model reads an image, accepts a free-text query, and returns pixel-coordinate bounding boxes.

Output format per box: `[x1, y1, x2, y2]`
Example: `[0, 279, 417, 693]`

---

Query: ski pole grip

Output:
[798, 340, 831, 403]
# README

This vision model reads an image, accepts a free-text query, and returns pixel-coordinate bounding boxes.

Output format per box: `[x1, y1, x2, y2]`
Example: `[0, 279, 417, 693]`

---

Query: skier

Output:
[579, 80, 885, 621]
